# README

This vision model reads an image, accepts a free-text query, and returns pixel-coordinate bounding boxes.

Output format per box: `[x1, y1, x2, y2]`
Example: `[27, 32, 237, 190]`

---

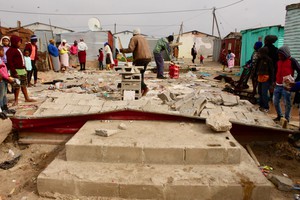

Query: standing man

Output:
[153, 35, 174, 79]
[191, 43, 197, 63]
[120, 28, 152, 96]
[78, 39, 88, 70]
[25, 35, 38, 86]
[273, 45, 300, 122]
[47, 39, 60, 72]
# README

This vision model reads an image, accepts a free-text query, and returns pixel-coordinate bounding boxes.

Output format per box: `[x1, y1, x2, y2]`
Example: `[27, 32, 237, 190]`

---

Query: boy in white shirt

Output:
[24, 49, 33, 87]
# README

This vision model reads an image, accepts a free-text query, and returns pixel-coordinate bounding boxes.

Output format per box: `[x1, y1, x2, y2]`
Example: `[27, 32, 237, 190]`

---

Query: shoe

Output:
[142, 87, 149, 96]
[259, 107, 269, 113]
[273, 116, 282, 122]
[157, 76, 167, 79]
[0, 112, 7, 120]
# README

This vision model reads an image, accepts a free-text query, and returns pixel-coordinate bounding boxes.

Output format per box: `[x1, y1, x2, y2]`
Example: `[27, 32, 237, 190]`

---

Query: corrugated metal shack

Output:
[222, 32, 242, 66]
[59, 31, 114, 61]
[284, 3, 300, 61]
[240, 25, 284, 66]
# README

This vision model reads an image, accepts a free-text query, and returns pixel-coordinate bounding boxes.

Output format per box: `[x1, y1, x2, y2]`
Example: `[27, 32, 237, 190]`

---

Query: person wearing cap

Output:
[78, 39, 88, 70]
[25, 34, 38, 85]
[153, 35, 174, 79]
[273, 45, 300, 123]
[120, 28, 152, 96]
[58, 39, 70, 71]
[47, 39, 60, 72]
[69, 40, 78, 68]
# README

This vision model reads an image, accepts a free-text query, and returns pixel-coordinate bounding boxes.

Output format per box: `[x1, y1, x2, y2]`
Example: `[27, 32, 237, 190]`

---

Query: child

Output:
[200, 54, 204, 64]
[24, 49, 33, 87]
[0, 46, 16, 119]
[256, 47, 274, 113]
[6, 35, 36, 106]
[98, 48, 104, 70]
[1, 36, 12, 93]
[226, 50, 235, 72]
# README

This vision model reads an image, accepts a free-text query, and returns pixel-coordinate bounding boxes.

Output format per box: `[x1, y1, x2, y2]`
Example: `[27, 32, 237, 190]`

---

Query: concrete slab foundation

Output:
[37, 120, 273, 199]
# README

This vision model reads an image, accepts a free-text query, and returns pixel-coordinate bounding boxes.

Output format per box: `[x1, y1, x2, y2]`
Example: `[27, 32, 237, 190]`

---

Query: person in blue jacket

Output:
[48, 39, 60, 72]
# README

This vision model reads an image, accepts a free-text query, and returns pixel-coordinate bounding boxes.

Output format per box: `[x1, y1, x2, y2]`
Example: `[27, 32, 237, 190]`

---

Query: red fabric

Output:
[276, 58, 293, 84]
[78, 51, 86, 63]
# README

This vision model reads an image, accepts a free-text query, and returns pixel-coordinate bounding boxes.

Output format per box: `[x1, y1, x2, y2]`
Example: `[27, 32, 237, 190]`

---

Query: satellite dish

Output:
[88, 17, 101, 31]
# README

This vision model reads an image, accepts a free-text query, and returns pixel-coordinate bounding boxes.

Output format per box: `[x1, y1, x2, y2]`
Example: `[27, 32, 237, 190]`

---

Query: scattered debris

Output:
[0, 154, 21, 170]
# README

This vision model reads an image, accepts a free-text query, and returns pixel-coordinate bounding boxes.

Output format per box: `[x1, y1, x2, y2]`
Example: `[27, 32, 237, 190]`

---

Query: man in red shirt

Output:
[273, 45, 300, 122]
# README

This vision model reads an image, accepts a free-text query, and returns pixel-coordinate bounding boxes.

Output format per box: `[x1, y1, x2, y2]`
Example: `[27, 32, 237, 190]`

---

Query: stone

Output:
[221, 93, 240, 106]
[95, 129, 118, 137]
[206, 112, 232, 132]
[267, 174, 293, 191]
[193, 97, 207, 116]
[118, 123, 127, 130]
[157, 91, 173, 103]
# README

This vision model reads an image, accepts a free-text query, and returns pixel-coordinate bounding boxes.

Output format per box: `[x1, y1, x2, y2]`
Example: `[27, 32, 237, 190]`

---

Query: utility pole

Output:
[212, 7, 221, 39]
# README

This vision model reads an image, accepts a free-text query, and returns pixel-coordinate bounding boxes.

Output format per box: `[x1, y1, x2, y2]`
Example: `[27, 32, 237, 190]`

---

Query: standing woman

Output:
[47, 39, 60, 72]
[69, 40, 78, 68]
[226, 50, 235, 72]
[25, 35, 38, 85]
[58, 39, 70, 71]
[78, 39, 88, 70]
[104, 42, 114, 70]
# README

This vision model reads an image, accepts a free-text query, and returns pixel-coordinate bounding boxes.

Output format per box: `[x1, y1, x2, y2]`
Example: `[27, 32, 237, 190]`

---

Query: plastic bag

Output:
[283, 74, 295, 90]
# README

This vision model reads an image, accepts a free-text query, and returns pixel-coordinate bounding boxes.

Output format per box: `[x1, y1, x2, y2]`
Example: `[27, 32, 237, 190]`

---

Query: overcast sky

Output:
[0, 0, 298, 38]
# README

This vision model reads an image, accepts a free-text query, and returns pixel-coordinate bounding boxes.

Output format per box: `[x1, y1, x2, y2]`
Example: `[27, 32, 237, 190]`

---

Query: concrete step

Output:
[37, 154, 272, 200]
[66, 120, 241, 165]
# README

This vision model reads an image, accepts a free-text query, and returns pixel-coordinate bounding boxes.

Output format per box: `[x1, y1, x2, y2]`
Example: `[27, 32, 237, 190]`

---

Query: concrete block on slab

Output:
[95, 129, 119, 137]
[206, 112, 232, 132]
[221, 93, 240, 106]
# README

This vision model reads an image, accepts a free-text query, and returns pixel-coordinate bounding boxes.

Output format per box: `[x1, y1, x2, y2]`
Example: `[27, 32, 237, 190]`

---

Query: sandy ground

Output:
[0, 60, 300, 199]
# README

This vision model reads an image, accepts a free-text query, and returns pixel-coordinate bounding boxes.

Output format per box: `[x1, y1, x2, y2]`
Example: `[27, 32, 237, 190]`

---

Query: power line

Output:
[216, 0, 244, 10]
[0, 8, 212, 16]
[0, 0, 244, 16]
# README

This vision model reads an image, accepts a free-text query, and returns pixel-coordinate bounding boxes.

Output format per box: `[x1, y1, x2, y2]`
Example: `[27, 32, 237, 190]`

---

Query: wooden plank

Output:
[246, 144, 261, 167]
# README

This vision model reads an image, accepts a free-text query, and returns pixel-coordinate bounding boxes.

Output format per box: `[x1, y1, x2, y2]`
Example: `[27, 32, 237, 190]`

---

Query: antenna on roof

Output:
[88, 17, 101, 31]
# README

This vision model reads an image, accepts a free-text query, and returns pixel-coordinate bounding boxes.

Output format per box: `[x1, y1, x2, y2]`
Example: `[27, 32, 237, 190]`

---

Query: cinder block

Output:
[186, 147, 234, 164]
[165, 185, 211, 200]
[143, 148, 184, 164]
[101, 146, 143, 163]
[119, 184, 164, 199]
[210, 185, 243, 200]
[66, 145, 103, 162]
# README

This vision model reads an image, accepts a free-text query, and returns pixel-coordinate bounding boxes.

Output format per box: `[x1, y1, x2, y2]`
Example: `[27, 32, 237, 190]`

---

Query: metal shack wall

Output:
[240, 26, 284, 66]
[284, 3, 300, 61]
[60, 31, 111, 61]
